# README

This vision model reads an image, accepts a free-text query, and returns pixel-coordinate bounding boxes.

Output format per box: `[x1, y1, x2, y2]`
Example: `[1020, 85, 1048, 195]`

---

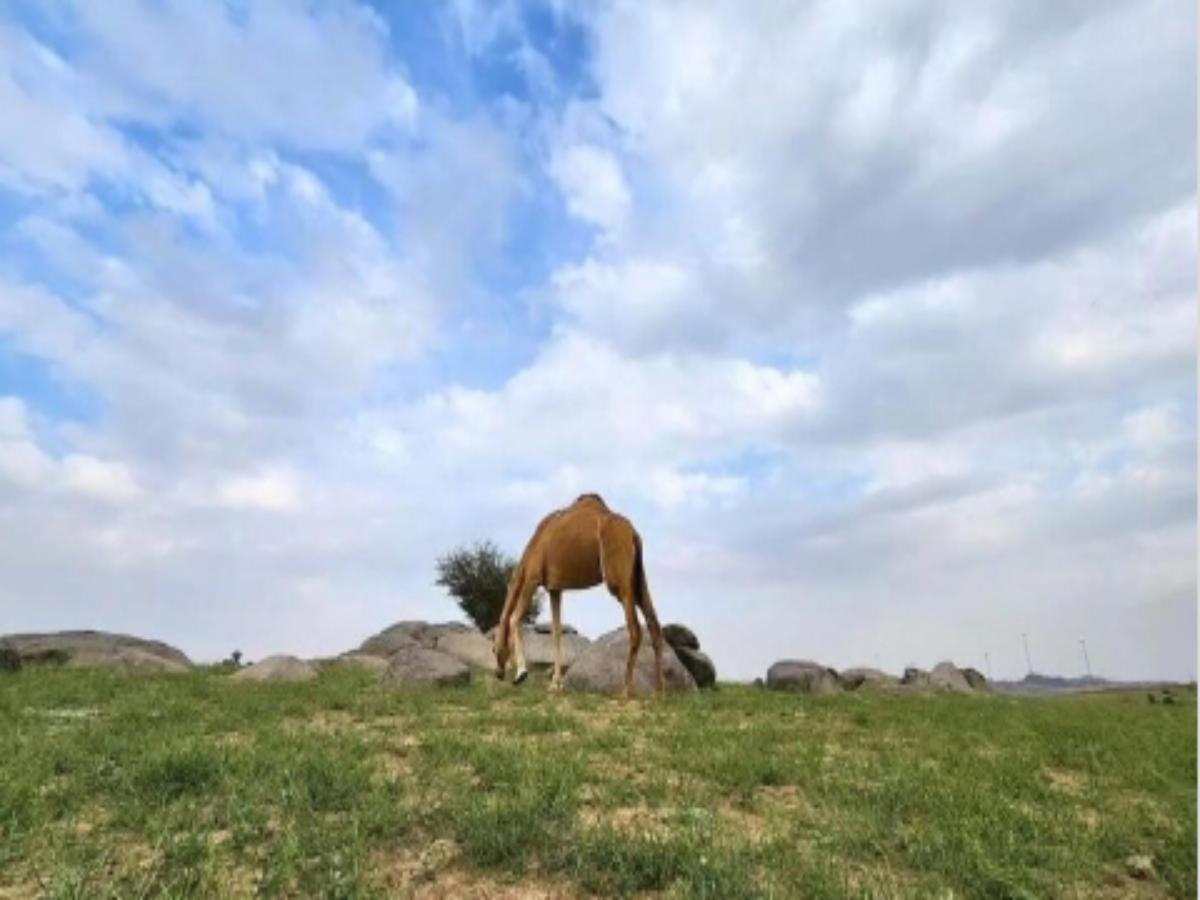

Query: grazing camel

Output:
[493, 494, 666, 698]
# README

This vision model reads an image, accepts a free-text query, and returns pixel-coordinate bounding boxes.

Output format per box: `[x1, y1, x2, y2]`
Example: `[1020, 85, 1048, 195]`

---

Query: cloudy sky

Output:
[0, 1, 1194, 681]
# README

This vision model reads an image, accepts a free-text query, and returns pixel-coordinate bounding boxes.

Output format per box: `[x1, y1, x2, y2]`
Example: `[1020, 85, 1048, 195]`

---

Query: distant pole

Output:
[1021, 633, 1033, 675]
[1079, 639, 1092, 679]
[984, 652, 993, 681]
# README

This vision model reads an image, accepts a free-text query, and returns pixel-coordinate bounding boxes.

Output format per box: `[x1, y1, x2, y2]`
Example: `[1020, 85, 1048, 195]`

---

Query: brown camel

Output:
[493, 493, 666, 698]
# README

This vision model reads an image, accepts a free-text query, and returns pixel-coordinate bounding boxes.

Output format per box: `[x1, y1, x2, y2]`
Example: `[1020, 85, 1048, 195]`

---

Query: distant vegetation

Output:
[435, 540, 539, 632]
[0, 668, 1194, 897]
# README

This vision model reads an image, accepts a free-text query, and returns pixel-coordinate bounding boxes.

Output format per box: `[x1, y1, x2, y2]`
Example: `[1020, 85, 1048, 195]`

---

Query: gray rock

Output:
[383, 645, 471, 687]
[961, 667, 989, 691]
[766, 660, 843, 694]
[533, 621, 578, 635]
[564, 628, 696, 695]
[901, 667, 930, 687]
[232, 655, 318, 682]
[930, 661, 973, 693]
[434, 628, 496, 670]
[513, 626, 592, 671]
[69, 648, 189, 674]
[673, 645, 716, 688]
[357, 620, 475, 657]
[661, 623, 700, 651]
[840, 667, 899, 691]
[0, 631, 191, 670]
[327, 653, 390, 675]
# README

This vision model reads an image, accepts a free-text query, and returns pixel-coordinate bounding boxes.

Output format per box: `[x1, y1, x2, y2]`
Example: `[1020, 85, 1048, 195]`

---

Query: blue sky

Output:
[0, 1, 1194, 680]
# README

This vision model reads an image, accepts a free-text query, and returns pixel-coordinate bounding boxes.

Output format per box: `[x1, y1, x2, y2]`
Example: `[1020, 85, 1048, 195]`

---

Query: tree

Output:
[435, 541, 539, 632]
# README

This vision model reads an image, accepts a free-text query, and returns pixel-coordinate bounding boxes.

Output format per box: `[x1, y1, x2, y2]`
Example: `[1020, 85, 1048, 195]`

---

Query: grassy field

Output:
[0, 668, 1194, 899]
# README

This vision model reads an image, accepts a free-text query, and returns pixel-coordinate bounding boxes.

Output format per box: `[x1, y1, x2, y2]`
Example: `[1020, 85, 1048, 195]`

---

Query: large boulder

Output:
[929, 661, 973, 693]
[70, 648, 189, 674]
[383, 645, 471, 687]
[840, 667, 899, 691]
[232, 655, 317, 682]
[673, 646, 716, 688]
[662, 623, 700, 651]
[358, 621, 436, 656]
[961, 667, 989, 691]
[434, 629, 496, 670]
[512, 626, 592, 671]
[325, 653, 390, 675]
[357, 621, 477, 657]
[766, 660, 843, 695]
[564, 628, 696, 695]
[533, 621, 578, 636]
[902, 667, 931, 688]
[0, 631, 191, 671]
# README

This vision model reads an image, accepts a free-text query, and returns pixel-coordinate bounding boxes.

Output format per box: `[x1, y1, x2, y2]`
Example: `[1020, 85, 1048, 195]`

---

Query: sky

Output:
[0, 0, 1194, 681]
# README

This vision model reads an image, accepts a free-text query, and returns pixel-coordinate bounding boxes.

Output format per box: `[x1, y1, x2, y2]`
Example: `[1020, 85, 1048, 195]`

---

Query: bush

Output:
[436, 541, 540, 632]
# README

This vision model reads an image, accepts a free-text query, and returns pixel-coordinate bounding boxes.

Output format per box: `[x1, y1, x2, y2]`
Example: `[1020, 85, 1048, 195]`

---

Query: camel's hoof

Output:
[514, 668, 529, 685]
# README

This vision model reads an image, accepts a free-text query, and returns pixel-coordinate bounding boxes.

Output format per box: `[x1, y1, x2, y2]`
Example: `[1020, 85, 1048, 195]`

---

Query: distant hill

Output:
[992, 672, 1191, 695]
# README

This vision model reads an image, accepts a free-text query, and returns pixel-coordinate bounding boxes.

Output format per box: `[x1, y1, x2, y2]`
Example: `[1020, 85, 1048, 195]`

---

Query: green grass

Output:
[0, 669, 1193, 898]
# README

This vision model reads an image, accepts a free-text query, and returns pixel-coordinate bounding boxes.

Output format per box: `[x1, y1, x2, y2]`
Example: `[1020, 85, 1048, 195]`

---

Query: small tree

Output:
[435, 541, 539, 632]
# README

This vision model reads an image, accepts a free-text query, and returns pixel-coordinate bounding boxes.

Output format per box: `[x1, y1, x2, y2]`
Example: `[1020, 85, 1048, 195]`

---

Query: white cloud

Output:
[549, 143, 631, 236]
[216, 467, 301, 512]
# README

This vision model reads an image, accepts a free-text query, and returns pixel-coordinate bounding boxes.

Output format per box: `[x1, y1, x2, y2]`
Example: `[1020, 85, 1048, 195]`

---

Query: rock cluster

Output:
[764, 658, 989, 695]
[563, 628, 697, 695]
[0, 631, 191, 673]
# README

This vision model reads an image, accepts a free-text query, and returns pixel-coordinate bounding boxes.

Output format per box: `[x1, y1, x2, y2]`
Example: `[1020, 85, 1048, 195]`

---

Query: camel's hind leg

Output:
[618, 590, 642, 700]
[638, 587, 666, 694]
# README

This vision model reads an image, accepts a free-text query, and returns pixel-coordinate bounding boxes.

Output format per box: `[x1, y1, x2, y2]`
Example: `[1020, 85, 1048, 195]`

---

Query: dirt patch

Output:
[1043, 767, 1087, 797]
[371, 838, 577, 898]
[716, 802, 771, 845]
[578, 803, 674, 840]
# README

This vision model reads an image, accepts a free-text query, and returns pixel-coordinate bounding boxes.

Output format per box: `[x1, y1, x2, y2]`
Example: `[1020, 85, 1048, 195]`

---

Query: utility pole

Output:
[984, 652, 993, 681]
[1079, 639, 1092, 679]
[1021, 632, 1033, 675]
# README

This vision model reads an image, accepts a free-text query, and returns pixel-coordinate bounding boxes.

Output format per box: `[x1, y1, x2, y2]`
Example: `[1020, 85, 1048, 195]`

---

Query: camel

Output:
[493, 494, 666, 698]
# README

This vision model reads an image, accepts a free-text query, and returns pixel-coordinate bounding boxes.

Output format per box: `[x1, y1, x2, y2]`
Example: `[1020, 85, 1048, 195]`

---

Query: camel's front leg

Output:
[509, 580, 538, 685]
[549, 589, 564, 690]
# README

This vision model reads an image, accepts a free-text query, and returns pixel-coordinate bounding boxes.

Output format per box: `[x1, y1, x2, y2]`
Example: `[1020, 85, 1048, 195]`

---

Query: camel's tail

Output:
[632, 533, 659, 627]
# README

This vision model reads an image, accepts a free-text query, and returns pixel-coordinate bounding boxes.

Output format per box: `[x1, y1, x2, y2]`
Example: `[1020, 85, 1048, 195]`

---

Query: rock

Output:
[358, 621, 435, 656]
[357, 621, 478, 657]
[0, 631, 191, 670]
[563, 628, 696, 695]
[661, 623, 700, 651]
[961, 667, 989, 691]
[533, 621, 578, 635]
[673, 645, 716, 688]
[434, 628, 496, 670]
[383, 645, 471, 687]
[514, 627, 592, 671]
[766, 660, 843, 694]
[327, 654, 390, 675]
[1124, 854, 1155, 880]
[69, 648, 189, 674]
[0, 642, 21, 673]
[232, 655, 317, 682]
[901, 667, 930, 687]
[840, 667, 899, 691]
[929, 661, 973, 693]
